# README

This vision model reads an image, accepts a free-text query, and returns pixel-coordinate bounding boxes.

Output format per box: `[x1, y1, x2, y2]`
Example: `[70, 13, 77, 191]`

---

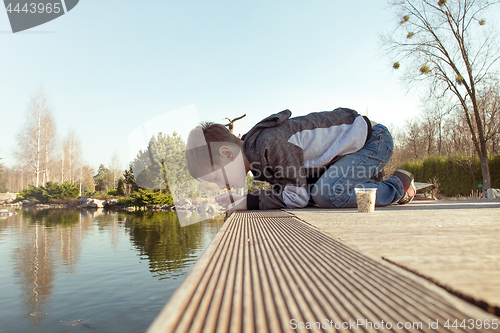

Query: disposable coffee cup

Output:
[354, 188, 377, 213]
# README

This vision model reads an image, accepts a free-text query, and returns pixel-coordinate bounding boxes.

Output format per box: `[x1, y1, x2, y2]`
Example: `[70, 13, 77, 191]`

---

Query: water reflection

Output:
[0, 208, 224, 332]
[124, 211, 224, 279]
[20, 208, 81, 227]
[9, 210, 88, 329]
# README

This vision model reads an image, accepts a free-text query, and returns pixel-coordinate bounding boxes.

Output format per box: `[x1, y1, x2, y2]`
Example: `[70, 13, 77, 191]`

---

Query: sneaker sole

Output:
[394, 168, 413, 179]
[394, 168, 416, 204]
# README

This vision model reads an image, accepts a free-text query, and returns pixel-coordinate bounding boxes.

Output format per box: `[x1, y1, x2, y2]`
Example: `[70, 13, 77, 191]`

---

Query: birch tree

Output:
[61, 130, 81, 183]
[15, 88, 56, 187]
[0, 158, 5, 192]
[383, 0, 500, 197]
[109, 152, 122, 190]
[42, 107, 57, 184]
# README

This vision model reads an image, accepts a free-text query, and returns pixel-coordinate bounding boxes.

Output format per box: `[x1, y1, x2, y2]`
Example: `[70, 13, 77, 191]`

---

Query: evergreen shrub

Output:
[399, 155, 500, 197]
[16, 182, 79, 203]
[131, 189, 174, 206]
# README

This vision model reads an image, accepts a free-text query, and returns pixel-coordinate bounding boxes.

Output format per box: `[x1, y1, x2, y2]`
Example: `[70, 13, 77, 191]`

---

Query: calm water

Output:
[0, 208, 225, 333]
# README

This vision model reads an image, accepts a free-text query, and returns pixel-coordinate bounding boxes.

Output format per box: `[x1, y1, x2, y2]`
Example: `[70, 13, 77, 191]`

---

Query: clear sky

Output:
[1, 1, 497, 171]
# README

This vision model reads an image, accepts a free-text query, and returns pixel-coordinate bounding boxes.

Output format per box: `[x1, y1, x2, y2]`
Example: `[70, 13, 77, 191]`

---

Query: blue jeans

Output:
[310, 124, 404, 208]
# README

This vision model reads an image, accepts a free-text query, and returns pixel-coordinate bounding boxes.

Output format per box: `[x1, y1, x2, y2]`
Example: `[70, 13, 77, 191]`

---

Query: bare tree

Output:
[15, 88, 56, 187]
[2, 165, 33, 192]
[60, 130, 81, 183]
[82, 165, 96, 193]
[403, 118, 426, 160]
[42, 106, 57, 184]
[444, 111, 481, 189]
[477, 82, 500, 155]
[420, 93, 455, 156]
[74, 163, 95, 195]
[0, 157, 5, 192]
[383, 0, 500, 197]
[109, 151, 122, 190]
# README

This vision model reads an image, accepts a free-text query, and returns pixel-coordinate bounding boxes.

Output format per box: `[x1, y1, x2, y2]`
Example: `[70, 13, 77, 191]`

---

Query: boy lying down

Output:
[185, 108, 415, 215]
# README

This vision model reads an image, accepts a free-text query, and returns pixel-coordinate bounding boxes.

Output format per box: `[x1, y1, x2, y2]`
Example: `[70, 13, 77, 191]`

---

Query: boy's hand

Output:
[215, 193, 247, 216]
[215, 193, 243, 208]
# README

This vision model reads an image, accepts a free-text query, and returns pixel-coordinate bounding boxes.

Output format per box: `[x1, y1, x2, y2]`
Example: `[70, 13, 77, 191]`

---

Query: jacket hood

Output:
[242, 109, 291, 141]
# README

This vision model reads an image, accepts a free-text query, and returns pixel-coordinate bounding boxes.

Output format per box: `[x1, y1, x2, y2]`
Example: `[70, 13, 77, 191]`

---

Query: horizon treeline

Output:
[0, 88, 95, 194]
[1, 84, 499, 198]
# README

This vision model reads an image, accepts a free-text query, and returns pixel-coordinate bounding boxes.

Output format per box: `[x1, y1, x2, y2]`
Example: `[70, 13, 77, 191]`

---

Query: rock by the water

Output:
[0, 209, 12, 216]
[104, 198, 120, 207]
[82, 198, 104, 208]
[197, 203, 225, 215]
[175, 198, 192, 206]
[197, 203, 213, 214]
[145, 205, 176, 212]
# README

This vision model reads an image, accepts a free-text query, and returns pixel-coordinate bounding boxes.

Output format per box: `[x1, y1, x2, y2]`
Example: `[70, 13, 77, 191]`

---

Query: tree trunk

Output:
[79, 164, 82, 196]
[44, 132, 50, 184]
[438, 120, 442, 156]
[69, 136, 73, 183]
[35, 95, 42, 187]
[42, 144, 47, 185]
[473, 100, 493, 199]
[61, 147, 64, 183]
[471, 153, 476, 194]
[479, 155, 492, 198]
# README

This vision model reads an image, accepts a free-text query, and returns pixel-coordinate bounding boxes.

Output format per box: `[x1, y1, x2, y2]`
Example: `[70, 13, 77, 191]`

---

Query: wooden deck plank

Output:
[148, 210, 498, 333]
[288, 200, 500, 315]
[250, 216, 295, 333]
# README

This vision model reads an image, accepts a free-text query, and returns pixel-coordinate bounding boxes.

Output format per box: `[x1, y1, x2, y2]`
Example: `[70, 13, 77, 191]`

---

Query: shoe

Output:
[371, 169, 386, 182]
[393, 168, 416, 204]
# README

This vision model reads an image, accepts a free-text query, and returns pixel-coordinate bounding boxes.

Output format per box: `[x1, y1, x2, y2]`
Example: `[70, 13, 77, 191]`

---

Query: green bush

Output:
[17, 185, 47, 203]
[399, 155, 500, 197]
[116, 178, 125, 196]
[93, 192, 113, 200]
[131, 189, 174, 206]
[107, 189, 118, 196]
[246, 173, 271, 193]
[117, 197, 136, 206]
[46, 181, 79, 199]
[16, 182, 79, 203]
[490, 155, 500, 189]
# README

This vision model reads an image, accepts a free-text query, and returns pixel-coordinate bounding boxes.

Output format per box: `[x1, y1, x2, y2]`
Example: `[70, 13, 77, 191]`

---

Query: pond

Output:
[0, 208, 225, 333]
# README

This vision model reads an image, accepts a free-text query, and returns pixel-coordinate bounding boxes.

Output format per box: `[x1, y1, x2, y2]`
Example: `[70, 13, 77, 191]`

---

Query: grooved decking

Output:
[148, 211, 497, 333]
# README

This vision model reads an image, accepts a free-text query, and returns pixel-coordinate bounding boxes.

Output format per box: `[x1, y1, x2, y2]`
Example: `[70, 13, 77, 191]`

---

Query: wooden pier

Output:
[148, 207, 498, 333]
